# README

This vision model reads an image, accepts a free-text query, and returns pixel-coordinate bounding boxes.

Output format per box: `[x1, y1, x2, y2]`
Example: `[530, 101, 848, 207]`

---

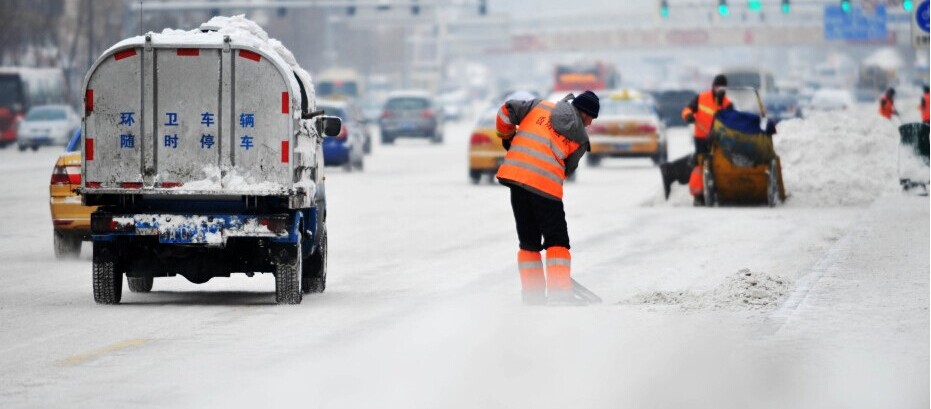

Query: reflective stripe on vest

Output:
[496, 101, 573, 200]
[694, 91, 730, 139]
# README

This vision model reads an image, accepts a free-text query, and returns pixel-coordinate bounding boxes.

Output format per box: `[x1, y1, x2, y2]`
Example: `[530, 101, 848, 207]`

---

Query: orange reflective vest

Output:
[921, 92, 929, 122]
[495, 101, 580, 201]
[682, 91, 732, 139]
[879, 96, 895, 119]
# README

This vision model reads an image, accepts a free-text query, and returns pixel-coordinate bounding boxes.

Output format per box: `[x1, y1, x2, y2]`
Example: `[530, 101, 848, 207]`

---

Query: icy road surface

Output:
[0, 120, 927, 408]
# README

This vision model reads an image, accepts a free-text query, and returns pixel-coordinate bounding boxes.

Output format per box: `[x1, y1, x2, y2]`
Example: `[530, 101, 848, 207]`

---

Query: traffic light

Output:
[411, 0, 419, 15]
[841, 0, 851, 13]
[748, 0, 762, 12]
[781, 0, 790, 13]
[718, 0, 729, 16]
[660, 0, 669, 18]
[903, 0, 914, 11]
[346, 6, 356, 15]
[478, 0, 487, 15]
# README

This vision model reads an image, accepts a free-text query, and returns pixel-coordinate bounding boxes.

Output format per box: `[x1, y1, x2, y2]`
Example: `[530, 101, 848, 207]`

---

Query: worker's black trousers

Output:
[509, 186, 570, 252]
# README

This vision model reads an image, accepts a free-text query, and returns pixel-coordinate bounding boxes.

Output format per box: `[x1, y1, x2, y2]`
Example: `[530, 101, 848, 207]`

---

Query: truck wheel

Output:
[127, 276, 153, 293]
[382, 134, 394, 145]
[92, 243, 122, 304]
[302, 225, 327, 294]
[275, 240, 303, 304]
[53, 232, 81, 259]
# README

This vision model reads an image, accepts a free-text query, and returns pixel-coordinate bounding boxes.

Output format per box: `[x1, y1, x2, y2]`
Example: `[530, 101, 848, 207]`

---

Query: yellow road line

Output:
[58, 339, 147, 366]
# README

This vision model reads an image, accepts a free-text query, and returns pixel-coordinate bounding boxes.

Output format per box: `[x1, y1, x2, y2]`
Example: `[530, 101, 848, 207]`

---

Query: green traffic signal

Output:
[903, 0, 914, 11]
[748, 0, 762, 11]
[718, 3, 729, 16]
[841, 0, 851, 13]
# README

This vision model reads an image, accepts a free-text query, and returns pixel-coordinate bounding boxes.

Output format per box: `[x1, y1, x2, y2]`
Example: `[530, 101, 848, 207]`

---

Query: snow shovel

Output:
[571, 278, 603, 304]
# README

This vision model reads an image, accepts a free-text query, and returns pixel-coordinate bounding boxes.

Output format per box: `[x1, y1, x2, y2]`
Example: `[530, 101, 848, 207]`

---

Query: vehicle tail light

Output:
[470, 133, 492, 146]
[381, 110, 393, 119]
[336, 124, 348, 142]
[587, 123, 607, 133]
[161, 182, 183, 188]
[91, 214, 135, 233]
[421, 109, 434, 119]
[258, 216, 289, 235]
[85, 138, 94, 161]
[121, 182, 143, 189]
[86, 182, 101, 188]
[50, 164, 81, 185]
[637, 124, 657, 134]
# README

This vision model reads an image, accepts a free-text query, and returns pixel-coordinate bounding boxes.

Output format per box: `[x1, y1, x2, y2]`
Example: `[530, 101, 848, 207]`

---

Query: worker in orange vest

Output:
[879, 88, 898, 119]
[660, 75, 733, 203]
[496, 91, 597, 305]
[920, 85, 929, 123]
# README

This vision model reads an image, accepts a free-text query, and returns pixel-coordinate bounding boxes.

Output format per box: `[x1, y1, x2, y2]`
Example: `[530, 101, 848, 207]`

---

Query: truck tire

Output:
[302, 225, 327, 294]
[54, 232, 81, 259]
[128, 276, 153, 293]
[275, 240, 303, 304]
[92, 243, 122, 304]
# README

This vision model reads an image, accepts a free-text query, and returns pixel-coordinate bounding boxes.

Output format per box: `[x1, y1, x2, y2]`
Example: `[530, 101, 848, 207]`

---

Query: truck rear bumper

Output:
[91, 212, 297, 246]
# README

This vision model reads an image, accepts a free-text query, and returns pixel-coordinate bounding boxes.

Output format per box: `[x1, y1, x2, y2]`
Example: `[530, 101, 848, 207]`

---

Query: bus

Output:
[553, 62, 620, 92]
[316, 68, 363, 99]
[0, 67, 66, 148]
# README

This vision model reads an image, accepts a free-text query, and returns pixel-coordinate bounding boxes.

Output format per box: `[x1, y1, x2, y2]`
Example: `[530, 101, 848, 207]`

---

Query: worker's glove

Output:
[685, 113, 695, 124]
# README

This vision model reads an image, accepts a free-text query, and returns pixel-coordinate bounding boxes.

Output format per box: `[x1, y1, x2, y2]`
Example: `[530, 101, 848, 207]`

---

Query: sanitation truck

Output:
[80, 21, 340, 305]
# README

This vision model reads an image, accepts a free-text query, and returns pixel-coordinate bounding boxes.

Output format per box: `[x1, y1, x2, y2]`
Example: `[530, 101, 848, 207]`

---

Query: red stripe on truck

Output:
[114, 49, 137, 61]
[239, 50, 261, 62]
[281, 92, 289, 114]
[85, 138, 94, 161]
[85, 89, 93, 113]
[281, 141, 289, 163]
[176, 48, 200, 56]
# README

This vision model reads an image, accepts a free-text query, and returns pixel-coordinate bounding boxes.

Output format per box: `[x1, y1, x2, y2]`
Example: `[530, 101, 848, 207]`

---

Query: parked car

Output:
[805, 88, 855, 116]
[763, 93, 802, 124]
[651, 89, 698, 127]
[49, 129, 96, 258]
[379, 91, 443, 144]
[319, 99, 365, 171]
[586, 89, 667, 166]
[438, 88, 470, 121]
[17, 104, 80, 151]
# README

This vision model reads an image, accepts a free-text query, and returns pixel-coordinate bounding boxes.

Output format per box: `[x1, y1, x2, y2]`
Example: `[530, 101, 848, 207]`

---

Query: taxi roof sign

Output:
[608, 89, 643, 101]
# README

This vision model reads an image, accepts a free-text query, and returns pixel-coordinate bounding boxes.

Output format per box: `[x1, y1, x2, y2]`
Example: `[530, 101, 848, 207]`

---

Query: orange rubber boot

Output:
[518, 250, 545, 305]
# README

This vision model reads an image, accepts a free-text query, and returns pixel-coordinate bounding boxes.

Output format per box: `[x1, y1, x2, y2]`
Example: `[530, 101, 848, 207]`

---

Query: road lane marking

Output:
[58, 339, 147, 366]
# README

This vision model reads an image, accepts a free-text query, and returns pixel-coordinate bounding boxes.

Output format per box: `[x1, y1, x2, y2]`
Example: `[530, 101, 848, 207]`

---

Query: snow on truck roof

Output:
[92, 15, 314, 116]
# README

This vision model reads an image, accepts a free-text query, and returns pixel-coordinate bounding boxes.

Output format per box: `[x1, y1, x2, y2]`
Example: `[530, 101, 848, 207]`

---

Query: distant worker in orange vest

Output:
[879, 88, 898, 119]
[919, 85, 929, 123]
[660, 74, 733, 203]
[496, 91, 597, 305]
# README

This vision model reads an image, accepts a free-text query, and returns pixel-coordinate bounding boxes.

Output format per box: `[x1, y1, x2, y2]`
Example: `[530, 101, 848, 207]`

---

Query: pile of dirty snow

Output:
[774, 108, 907, 207]
[621, 268, 791, 311]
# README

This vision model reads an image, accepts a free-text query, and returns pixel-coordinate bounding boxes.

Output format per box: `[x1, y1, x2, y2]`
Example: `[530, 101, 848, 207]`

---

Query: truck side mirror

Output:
[316, 115, 342, 137]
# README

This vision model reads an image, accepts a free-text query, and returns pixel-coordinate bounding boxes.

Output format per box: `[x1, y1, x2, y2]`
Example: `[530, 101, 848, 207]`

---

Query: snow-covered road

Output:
[0, 118, 927, 408]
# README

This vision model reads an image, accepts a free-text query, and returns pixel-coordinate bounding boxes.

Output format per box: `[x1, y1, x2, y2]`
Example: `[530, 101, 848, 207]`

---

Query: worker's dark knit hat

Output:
[713, 74, 727, 87]
[572, 90, 600, 119]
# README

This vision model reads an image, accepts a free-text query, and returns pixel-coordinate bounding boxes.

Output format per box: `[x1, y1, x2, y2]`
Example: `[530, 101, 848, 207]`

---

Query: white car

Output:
[805, 89, 855, 116]
[17, 104, 80, 151]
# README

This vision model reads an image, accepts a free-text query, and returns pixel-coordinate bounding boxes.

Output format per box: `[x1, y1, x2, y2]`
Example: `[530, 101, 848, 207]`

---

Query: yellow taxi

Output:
[467, 110, 505, 184]
[49, 129, 96, 258]
[587, 89, 667, 166]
